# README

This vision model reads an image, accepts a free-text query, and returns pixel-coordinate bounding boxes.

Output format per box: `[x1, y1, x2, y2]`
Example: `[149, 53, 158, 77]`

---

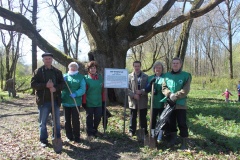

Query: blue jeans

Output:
[38, 101, 61, 143]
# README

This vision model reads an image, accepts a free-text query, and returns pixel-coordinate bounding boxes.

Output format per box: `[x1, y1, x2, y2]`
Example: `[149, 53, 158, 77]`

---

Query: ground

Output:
[0, 95, 146, 160]
[0, 94, 239, 160]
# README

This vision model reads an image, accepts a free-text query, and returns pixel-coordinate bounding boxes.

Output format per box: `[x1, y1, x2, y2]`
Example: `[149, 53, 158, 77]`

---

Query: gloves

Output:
[70, 93, 76, 98]
[170, 93, 177, 102]
[82, 103, 86, 110]
[167, 98, 176, 107]
[150, 77, 156, 85]
[63, 76, 67, 81]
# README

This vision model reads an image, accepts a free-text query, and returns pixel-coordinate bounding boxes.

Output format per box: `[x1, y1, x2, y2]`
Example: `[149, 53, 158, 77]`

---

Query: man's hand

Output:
[135, 90, 142, 95]
[167, 98, 176, 107]
[134, 94, 140, 100]
[46, 79, 54, 88]
[170, 93, 177, 101]
[49, 87, 56, 93]
[63, 76, 67, 81]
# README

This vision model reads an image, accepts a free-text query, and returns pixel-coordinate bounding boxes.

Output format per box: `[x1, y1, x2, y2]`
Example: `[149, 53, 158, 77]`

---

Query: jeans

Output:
[38, 101, 61, 143]
[86, 107, 102, 136]
[64, 106, 80, 140]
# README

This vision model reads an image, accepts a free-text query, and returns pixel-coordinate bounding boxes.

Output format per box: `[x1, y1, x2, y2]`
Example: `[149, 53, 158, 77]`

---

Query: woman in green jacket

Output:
[82, 61, 105, 138]
[62, 62, 86, 143]
[145, 61, 165, 141]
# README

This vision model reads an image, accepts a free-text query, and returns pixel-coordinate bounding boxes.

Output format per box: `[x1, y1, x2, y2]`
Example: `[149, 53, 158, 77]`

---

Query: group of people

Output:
[31, 53, 106, 148]
[127, 59, 191, 150]
[31, 52, 191, 151]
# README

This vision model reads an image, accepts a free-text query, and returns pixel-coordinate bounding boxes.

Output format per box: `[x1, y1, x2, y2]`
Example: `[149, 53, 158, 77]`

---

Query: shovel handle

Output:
[50, 90, 57, 138]
[149, 83, 154, 138]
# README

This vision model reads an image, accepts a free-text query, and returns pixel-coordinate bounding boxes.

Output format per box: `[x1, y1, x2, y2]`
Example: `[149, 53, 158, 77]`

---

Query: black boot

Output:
[180, 137, 187, 150]
[167, 132, 177, 147]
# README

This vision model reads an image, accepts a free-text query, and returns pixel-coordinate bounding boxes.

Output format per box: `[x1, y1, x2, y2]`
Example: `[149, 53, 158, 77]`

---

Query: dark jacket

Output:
[31, 65, 65, 106]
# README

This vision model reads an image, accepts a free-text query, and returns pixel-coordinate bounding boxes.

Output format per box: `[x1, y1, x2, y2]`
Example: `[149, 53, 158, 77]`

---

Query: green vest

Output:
[164, 71, 191, 106]
[62, 73, 84, 107]
[84, 74, 103, 107]
[148, 74, 165, 108]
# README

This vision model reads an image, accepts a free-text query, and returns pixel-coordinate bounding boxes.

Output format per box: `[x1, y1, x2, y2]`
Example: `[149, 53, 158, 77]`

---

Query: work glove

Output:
[169, 93, 177, 102]
[167, 98, 176, 107]
[82, 103, 86, 110]
[70, 93, 76, 98]
[63, 76, 67, 81]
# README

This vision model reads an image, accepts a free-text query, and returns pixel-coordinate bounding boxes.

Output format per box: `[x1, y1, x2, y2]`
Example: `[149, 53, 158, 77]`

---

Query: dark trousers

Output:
[238, 95, 240, 102]
[151, 108, 164, 129]
[64, 106, 80, 140]
[86, 107, 102, 136]
[129, 108, 148, 134]
[169, 109, 188, 137]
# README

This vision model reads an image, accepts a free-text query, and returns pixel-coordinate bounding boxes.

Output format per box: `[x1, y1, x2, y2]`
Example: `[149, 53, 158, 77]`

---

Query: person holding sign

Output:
[82, 61, 105, 139]
[145, 61, 165, 142]
[127, 61, 148, 137]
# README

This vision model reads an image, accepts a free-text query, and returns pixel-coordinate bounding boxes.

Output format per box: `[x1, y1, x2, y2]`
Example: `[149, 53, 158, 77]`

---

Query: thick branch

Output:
[0, 6, 85, 73]
[66, 0, 103, 47]
[130, 0, 225, 47]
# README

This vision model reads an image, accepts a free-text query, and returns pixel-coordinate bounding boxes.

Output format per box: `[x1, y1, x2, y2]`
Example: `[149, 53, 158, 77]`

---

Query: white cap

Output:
[68, 62, 79, 69]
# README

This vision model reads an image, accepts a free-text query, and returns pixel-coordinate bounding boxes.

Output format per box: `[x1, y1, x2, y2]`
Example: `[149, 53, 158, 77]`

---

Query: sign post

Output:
[104, 68, 128, 134]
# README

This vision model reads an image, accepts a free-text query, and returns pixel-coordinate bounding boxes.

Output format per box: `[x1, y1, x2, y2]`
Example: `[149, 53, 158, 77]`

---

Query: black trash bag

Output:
[154, 103, 175, 137]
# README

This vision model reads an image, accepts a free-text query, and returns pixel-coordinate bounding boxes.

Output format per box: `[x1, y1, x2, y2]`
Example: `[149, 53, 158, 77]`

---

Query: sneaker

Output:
[40, 142, 48, 148]
[129, 132, 135, 137]
[66, 138, 73, 142]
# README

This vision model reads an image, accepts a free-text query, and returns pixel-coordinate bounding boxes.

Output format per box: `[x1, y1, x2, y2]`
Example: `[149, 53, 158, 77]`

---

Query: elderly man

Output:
[31, 53, 65, 148]
[162, 57, 191, 150]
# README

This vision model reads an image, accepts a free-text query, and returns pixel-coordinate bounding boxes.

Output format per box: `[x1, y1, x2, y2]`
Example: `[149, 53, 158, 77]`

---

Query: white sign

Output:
[104, 68, 128, 88]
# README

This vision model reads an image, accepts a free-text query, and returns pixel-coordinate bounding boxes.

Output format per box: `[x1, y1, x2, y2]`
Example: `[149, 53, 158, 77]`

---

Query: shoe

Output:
[167, 132, 177, 147]
[129, 132, 135, 137]
[180, 137, 187, 150]
[40, 142, 48, 148]
[66, 138, 73, 142]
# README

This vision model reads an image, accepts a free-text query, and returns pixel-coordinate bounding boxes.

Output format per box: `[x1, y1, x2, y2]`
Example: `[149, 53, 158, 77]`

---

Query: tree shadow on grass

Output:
[187, 97, 240, 154]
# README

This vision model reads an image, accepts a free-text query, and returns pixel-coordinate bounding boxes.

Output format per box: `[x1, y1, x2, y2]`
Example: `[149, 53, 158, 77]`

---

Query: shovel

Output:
[144, 83, 157, 148]
[50, 90, 62, 153]
[64, 80, 86, 132]
[136, 99, 145, 141]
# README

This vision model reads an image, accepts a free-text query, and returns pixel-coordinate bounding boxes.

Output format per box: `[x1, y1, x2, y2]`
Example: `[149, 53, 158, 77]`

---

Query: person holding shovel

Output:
[162, 57, 191, 150]
[62, 62, 86, 143]
[31, 52, 65, 148]
[82, 61, 106, 139]
[127, 61, 148, 137]
[145, 61, 165, 142]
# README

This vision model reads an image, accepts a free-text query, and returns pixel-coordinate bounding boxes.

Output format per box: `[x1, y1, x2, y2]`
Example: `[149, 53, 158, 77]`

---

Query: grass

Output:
[0, 79, 239, 159]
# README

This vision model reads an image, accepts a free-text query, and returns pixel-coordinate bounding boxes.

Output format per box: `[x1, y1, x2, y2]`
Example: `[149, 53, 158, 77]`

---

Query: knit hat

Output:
[68, 62, 79, 69]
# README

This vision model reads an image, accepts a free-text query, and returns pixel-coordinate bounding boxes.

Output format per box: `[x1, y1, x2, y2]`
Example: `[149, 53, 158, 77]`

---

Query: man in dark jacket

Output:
[31, 52, 65, 148]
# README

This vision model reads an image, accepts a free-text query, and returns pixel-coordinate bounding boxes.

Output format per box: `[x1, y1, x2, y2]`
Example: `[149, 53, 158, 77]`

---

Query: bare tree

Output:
[0, 0, 225, 102]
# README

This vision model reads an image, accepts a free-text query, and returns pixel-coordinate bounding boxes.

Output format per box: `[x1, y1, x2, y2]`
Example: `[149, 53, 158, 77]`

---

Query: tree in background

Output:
[0, 0, 225, 102]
